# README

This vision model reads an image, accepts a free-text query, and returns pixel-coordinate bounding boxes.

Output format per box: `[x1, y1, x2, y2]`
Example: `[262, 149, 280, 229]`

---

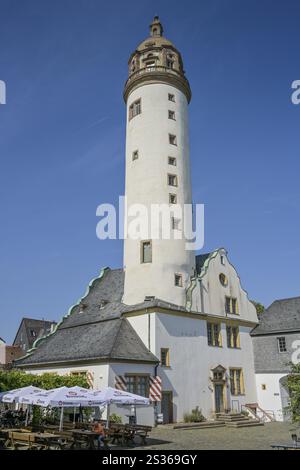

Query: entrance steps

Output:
[173, 420, 225, 430]
[216, 412, 264, 428]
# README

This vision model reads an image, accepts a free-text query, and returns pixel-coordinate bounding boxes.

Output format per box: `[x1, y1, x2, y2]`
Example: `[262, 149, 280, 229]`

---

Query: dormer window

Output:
[99, 300, 109, 309]
[79, 302, 87, 314]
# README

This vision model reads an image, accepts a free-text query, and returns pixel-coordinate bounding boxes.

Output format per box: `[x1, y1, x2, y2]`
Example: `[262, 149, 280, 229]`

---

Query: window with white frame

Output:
[141, 241, 152, 263]
[168, 110, 176, 120]
[168, 174, 178, 187]
[169, 193, 177, 204]
[168, 156, 176, 166]
[174, 273, 183, 287]
[129, 98, 141, 120]
[169, 134, 177, 146]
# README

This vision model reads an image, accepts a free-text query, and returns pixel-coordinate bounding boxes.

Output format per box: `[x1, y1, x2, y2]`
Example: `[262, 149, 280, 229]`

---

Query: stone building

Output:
[13, 318, 57, 353]
[251, 297, 300, 421]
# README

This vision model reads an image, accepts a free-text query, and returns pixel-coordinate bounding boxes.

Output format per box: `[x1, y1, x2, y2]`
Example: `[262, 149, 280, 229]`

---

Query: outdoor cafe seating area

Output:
[0, 385, 152, 450]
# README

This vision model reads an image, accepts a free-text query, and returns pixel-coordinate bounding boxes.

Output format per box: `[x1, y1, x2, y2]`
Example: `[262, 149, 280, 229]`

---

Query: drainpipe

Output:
[147, 309, 151, 351]
[199, 279, 204, 313]
[154, 363, 159, 427]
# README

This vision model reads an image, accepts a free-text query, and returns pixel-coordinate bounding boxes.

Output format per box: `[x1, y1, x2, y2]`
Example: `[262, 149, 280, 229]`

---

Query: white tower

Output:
[123, 17, 195, 307]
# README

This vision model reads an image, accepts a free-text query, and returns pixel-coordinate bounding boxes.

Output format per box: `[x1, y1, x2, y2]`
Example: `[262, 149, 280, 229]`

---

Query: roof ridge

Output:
[109, 318, 126, 357]
[271, 296, 300, 303]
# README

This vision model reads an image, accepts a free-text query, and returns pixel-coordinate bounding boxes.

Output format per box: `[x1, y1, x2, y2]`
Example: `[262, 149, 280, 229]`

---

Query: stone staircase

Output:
[173, 420, 225, 430]
[216, 412, 264, 428]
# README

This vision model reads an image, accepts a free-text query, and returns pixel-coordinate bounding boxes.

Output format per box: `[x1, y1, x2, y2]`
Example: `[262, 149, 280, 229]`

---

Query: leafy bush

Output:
[287, 363, 300, 424]
[0, 370, 89, 392]
[183, 406, 205, 423]
[109, 413, 122, 423]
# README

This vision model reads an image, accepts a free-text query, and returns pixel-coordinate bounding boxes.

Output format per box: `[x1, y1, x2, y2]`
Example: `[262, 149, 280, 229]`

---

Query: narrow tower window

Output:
[168, 174, 178, 187]
[174, 273, 183, 287]
[141, 241, 152, 263]
[171, 217, 181, 230]
[169, 194, 177, 204]
[168, 110, 176, 120]
[169, 134, 177, 146]
[168, 93, 175, 102]
[168, 157, 176, 166]
[129, 98, 141, 120]
[132, 150, 139, 161]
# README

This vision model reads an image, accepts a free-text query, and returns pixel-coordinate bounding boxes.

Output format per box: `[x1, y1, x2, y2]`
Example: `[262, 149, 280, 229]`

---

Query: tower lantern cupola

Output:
[123, 16, 191, 103]
[150, 16, 163, 37]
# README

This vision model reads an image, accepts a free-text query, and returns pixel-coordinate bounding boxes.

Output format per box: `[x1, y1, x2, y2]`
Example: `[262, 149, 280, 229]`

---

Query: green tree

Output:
[251, 301, 265, 315]
[287, 363, 300, 424]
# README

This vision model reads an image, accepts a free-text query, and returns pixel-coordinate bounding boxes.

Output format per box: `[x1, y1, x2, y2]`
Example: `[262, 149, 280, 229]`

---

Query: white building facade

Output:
[16, 17, 261, 426]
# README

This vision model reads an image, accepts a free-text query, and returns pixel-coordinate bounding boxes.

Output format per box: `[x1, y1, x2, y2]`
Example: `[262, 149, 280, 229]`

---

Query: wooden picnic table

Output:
[6, 430, 63, 450]
[71, 429, 101, 450]
[32, 432, 65, 450]
[107, 423, 152, 447]
[107, 423, 135, 447]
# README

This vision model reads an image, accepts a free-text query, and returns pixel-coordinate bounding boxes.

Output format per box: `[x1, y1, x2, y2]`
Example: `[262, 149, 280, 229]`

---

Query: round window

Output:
[219, 273, 228, 287]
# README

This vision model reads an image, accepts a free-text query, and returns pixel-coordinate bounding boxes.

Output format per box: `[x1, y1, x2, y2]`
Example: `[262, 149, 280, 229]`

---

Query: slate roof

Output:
[16, 268, 159, 367]
[13, 318, 57, 352]
[251, 297, 300, 336]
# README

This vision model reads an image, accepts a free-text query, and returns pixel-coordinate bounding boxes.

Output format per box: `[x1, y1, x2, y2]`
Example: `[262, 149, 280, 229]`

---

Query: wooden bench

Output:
[8, 431, 39, 450]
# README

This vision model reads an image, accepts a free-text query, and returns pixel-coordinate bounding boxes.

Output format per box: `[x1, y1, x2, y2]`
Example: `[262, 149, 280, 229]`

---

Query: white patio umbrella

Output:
[1, 385, 44, 404]
[1, 385, 45, 425]
[20, 386, 106, 431]
[90, 387, 150, 405]
[90, 387, 150, 427]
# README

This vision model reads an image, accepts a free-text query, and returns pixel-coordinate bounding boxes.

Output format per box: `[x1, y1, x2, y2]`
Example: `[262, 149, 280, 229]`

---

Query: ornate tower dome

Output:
[123, 16, 191, 103]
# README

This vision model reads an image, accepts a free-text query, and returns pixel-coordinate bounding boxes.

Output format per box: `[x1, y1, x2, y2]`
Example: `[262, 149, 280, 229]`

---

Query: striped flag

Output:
[115, 375, 127, 391]
[149, 376, 162, 402]
[86, 371, 94, 389]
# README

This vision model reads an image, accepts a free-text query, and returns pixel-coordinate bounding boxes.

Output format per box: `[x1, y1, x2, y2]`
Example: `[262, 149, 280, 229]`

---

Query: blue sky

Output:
[0, 0, 299, 343]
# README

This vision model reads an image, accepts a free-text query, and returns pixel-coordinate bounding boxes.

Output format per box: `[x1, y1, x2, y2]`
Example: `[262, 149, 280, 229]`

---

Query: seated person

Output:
[92, 420, 106, 449]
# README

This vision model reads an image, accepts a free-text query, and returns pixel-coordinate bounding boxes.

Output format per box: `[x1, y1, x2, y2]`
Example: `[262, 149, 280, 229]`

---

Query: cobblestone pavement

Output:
[133, 422, 299, 450]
